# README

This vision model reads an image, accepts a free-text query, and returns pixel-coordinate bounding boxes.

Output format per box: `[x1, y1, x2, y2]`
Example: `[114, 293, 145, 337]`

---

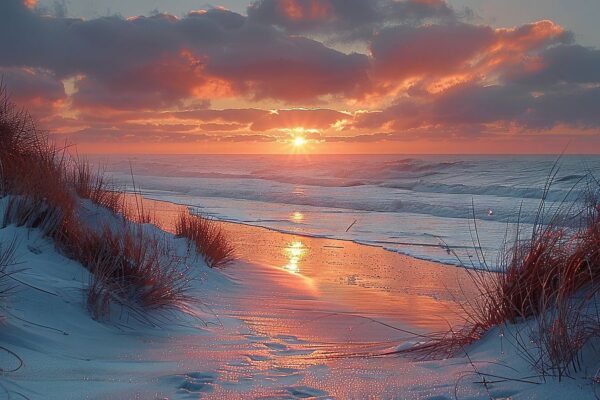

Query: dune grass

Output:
[78, 224, 193, 323]
[0, 84, 197, 322]
[175, 211, 235, 269]
[0, 236, 18, 309]
[401, 171, 600, 379]
[70, 157, 123, 215]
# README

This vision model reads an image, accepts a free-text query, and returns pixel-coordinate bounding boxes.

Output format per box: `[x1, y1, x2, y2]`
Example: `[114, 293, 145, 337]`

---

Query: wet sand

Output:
[125, 194, 476, 334]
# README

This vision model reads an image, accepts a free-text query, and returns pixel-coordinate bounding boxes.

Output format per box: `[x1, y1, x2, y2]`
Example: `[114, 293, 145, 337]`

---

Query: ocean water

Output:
[95, 155, 600, 268]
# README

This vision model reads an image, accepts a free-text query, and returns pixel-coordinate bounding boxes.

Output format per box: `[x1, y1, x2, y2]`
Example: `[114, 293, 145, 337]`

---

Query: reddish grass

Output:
[73, 223, 193, 322]
[0, 84, 194, 323]
[0, 82, 75, 238]
[175, 211, 235, 268]
[69, 157, 123, 214]
[402, 174, 600, 378]
[120, 193, 155, 225]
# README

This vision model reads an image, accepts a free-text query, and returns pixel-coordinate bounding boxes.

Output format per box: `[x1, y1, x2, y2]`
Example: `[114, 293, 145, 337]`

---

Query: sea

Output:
[94, 154, 600, 269]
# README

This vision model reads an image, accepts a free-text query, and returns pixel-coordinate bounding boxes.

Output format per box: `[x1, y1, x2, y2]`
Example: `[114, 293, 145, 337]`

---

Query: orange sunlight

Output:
[293, 136, 307, 147]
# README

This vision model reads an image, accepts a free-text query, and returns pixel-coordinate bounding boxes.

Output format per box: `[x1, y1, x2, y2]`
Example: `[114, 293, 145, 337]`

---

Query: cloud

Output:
[324, 132, 395, 142]
[1, 0, 599, 147]
[0, 67, 66, 115]
[203, 34, 370, 102]
[249, 108, 349, 131]
[0, 1, 371, 108]
[199, 122, 246, 132]
[221, 133, 278, 142]
[369, 20, 570, 83]
[353, 79, 600, 133]
[509, 44, 600, 86]
[247, 0, 455, 40]
[431, 83, 533, 125]
[370, 23, 495, 80]
[169, 108, 268, 123]
[520, 86, 600, 129]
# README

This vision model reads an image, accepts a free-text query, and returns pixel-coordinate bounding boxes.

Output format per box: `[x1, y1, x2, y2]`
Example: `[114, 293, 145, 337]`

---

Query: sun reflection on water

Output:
[283, 241, 306, 274]
[290, 211, 304, 222]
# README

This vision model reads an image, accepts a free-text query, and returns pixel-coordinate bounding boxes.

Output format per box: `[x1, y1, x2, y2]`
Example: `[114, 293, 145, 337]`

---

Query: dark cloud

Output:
[204, 33, 370, 101]
[1, 67, 65, 103]
[431, 84, 532, 125]
[509, 45, 600, 86]
[247, 0, 455, 41]
[0, 67, 66, 116]
[370, 23, 495, 80]
[520, 86, 600, 129]
[356, 80, 600, 132]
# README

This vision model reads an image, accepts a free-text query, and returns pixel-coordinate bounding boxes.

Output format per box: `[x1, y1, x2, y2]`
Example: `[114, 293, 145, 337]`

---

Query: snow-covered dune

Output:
[0, 197, 598, 399]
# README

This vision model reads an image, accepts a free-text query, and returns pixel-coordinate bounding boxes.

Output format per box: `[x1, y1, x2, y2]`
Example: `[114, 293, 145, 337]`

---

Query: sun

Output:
[293, 136, 307, 147]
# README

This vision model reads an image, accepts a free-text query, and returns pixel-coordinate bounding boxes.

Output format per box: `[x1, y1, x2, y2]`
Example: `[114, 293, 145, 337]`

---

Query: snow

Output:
[0, 196, 597, 399]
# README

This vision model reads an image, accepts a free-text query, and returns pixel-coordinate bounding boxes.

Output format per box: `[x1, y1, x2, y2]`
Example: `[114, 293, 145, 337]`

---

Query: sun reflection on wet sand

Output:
[283, 241, 306, 273]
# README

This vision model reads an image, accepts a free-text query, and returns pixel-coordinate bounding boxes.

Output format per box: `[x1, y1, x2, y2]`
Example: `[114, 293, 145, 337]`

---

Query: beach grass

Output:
[175, 211, 235, 269]
[401, 171, 600, 379]
[0, 84, 199, 322]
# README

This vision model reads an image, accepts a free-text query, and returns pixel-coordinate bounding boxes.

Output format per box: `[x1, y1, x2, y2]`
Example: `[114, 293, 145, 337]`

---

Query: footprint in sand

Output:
[286, 386, 329, 399]
[175, 372, 217, 396]
[262, 341, 315, 357]
[246, 354, 272, 362]
[274, 334, 307, 345]
[263, 341, 289, 351]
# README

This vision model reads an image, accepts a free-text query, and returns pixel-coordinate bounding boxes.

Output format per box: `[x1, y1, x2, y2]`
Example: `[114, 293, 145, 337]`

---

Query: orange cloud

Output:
[279, 0, 333, 21]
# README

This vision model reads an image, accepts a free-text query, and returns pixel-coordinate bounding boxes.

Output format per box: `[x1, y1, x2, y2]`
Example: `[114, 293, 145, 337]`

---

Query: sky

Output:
[1, 0, 599, 154]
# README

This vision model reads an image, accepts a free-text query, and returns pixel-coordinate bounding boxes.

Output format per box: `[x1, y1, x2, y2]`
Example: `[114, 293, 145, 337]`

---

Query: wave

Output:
[555, 174, 587, 183]
[380, 181, 582, 201]
[171, 186, 580, 226]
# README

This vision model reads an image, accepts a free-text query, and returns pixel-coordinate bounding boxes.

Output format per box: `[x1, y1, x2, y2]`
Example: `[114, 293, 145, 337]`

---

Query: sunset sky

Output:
[1, 0, 599, 154]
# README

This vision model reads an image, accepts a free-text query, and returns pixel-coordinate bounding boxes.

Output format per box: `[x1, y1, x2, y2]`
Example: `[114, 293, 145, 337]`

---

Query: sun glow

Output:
[293, 136, 307, 147]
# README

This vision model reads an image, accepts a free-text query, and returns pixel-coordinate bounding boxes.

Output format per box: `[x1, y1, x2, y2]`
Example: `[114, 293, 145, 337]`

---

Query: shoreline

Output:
[133, 189, 469, 267]
[124, 193, 478, 332]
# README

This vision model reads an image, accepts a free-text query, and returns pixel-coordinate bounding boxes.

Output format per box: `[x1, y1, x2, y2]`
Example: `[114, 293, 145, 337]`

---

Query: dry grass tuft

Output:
[0, 83, 195, 323]
[69, 157, 123, 214]
[2, 195, 67, 238]
[76, 223, 193, 323]
[176, 211, 235, 268]
[120, 194, 154, 225]
[401, 169, 600, 379]
[0, 236, 18, 306]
